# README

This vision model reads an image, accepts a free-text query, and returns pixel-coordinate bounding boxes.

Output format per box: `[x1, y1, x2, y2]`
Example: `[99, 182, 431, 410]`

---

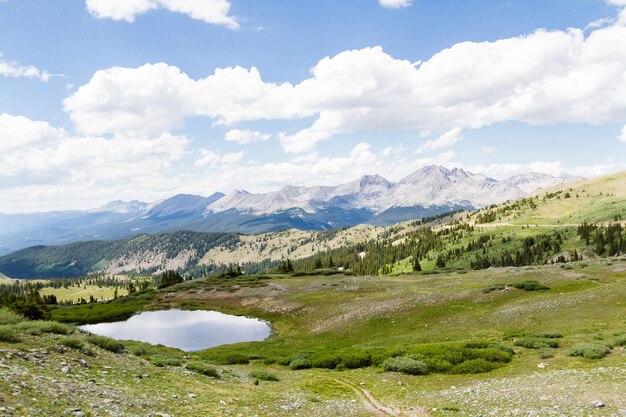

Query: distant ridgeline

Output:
[0, 170, 625, 280]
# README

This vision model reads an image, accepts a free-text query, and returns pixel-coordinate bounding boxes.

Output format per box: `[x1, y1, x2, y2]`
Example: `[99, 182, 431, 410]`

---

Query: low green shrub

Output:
[60, 337, 84, 350]
[422, 357, 453, 373]
[127, 344, 154, 357]
[515, 337, 559, 349]
[187, 361, 220, 377]
[0, 325, 21, 343]
[289, 358, 312, 370]
[450, 359, 499, 374]
[341, 351, 371, 369]
[510, 280, 549, 291]
[473, 348, 513, 363]
[532, 331, 563, 339]
[250, 370, 279, 382]
[567, 344, 611, 359]
[221, 353, 250, 365]
[16, 321, 72, 335]
[382, 357, 428, 375]
[612, 334, 626, 347]
[482, 284, 507, 293]
[538, 348, 555, 359]
[149, 355, 183, 367]
[0, 308, 25, 325]
[87, 334, 124, 353]
[310, 353, 341, 369]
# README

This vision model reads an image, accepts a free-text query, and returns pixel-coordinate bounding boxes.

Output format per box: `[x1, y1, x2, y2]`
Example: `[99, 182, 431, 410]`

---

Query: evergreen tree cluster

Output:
[578, 222, 625, 256]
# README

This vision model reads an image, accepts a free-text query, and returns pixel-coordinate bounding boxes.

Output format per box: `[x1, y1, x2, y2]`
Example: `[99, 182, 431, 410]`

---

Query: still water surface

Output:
[80, 309, 271, 351]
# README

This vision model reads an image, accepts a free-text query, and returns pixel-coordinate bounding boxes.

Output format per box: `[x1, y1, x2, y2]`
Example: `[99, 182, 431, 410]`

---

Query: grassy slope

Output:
[474, 170, 626, 225]
[380, 172, 626, 275]
[5, 258, 621, 416]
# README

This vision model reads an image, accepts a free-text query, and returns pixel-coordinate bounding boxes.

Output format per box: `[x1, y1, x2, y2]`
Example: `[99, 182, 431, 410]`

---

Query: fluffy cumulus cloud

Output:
[379, 0, 412, 9]
[416, 128, 463, 154]
[0, 113, 188, 208]
[224, 129, 271, 145]
[619, 124, 626, 142]
[85, 0, 238, 29]
[0, 53, 56, 82]
[64, 8, 626, 153]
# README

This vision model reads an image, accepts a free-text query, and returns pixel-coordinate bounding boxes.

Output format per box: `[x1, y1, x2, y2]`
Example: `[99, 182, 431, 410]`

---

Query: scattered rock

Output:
[537, 363, 547, 368]
[188, 393, 197, 399]
[590, 400, 605, 408]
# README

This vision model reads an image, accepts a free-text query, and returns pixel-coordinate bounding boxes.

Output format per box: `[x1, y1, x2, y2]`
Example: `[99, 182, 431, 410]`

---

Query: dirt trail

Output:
[330, 378, 431, 417]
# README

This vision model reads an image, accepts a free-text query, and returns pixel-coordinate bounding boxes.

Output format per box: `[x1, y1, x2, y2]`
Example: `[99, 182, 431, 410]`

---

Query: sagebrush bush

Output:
[289, 358, 312, 370]
[250, 370, 279, 382]
[187, 361, 219, 377]
[0, 308, 25, 325]
[450, 358, 499, 374]
[60, 337, 84, 350]
[87, 334, 124, 353]
[0, 325, 21, 343]
[382, 357, 428, 375]
[567, 343, 611, 359]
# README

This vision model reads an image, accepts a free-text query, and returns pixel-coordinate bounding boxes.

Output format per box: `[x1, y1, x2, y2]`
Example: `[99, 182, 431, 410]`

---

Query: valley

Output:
[0, 171, 624, 416]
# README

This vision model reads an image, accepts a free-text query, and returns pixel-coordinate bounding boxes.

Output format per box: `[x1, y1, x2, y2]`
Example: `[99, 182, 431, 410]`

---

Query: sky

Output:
[1, 0, 626, 213]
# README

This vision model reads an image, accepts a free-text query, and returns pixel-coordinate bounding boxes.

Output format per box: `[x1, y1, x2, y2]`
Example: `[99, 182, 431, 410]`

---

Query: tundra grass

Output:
[4, 260, 623, 416]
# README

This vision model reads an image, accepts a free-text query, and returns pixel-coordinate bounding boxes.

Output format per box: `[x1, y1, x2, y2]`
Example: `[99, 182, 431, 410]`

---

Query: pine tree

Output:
[412, 257, 422, 272]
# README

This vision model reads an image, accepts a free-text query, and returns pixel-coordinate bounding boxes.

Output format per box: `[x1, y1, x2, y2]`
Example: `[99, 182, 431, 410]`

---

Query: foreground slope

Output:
[2, 260, 625, 416]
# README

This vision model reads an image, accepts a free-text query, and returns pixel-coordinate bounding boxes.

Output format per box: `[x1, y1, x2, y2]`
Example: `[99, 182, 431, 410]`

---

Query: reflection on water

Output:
[80, 309, 271, 351]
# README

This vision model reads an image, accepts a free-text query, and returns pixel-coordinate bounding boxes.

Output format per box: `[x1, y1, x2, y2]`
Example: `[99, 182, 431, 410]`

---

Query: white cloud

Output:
[379, 0, 412, 9]
[416, 127, 463, 154]
[0, 53, 56, 82]
[0, 113, 187, 201]
[85, 0, 238, 28]
[277, 127, 332, 154]
[2, 113, 624, 212]
[481, 146, 497, 154]
[224, 129, 271, 145]
[619, 124, 626, 142]
[221, 149, 244, 164]
[65, 6, 626, 152]
[0, 114, 65, 152]
[194, 148, 244, 167]
[468, 160, 626, 180]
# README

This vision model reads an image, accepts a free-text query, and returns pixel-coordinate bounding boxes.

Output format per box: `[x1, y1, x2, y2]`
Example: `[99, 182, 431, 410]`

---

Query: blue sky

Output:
[1, 0, 625, 212]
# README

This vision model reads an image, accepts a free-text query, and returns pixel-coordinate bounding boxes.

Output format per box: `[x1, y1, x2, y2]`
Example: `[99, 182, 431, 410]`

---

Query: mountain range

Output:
[0, 166, 583, 255]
